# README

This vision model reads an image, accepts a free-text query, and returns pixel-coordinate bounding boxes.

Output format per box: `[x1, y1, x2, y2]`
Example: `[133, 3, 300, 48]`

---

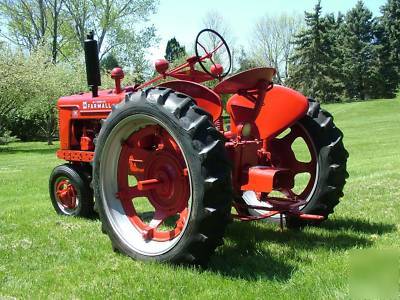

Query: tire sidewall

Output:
[296, 115, 330, 214]
[49, 164, 89, 216]
[94, 99, 207, 262]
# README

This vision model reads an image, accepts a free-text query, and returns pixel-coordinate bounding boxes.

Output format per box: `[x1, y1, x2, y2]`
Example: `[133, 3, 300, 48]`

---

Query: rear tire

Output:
[93, 88, 232, 265]
[235, 98, 348, 227]
[285, 98, 349, 227]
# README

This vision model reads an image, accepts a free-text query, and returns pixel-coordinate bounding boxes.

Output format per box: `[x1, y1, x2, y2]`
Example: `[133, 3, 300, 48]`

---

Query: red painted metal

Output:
[111, 67, 124, 94]
[138, 55, 214, 90]
[268, 123, 318, 200]
[298, 214, 325, 220]
[169, 69, 215, 83]
[57, 90, 124, 150]
[116, 125, 190, 241]
[210, 64, 223, 77]
[137, 178, 161, 191]
[226, 85, 309, 141]
[214, 116, 224, 131]
[158, 80, 222, 121]
[80, 127, 94, 151]
[214, 67, 276, 94]
[154, 59, 169, 74]
[240, 166, 294, 193]
[232, 200, 324, 222]
[80, 135, 93, 151]
[232, 211, 280, 221]
[57, 150, 94, 162]
[56, 179, 77, 209]
[55, 29, 322, 227]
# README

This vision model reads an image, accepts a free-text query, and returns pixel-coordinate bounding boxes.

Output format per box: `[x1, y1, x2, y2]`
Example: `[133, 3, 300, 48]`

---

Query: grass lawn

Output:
[0, 98, 399, 299]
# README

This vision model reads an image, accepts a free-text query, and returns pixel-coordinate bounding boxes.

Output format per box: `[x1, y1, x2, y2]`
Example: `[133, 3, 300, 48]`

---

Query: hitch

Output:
[232, 199, 325, 227]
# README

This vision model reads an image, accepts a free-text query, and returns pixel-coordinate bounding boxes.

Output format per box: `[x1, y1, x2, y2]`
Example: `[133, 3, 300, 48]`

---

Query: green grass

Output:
[1, 98, 399, 299]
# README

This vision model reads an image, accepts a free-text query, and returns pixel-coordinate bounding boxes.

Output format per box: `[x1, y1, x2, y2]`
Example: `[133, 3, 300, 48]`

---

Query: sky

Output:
[148, 0, 386, 60]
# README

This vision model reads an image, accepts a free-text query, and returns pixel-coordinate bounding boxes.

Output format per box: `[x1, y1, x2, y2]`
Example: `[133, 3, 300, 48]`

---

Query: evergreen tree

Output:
[377, 0, 400, 96]
[287, 1, 343, 102]
[338, 0, 380, 100]
[165, 38, 186, 63]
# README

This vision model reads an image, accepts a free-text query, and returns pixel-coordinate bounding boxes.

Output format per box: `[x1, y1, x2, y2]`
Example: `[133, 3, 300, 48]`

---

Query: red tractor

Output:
[49, 29, 348, 265]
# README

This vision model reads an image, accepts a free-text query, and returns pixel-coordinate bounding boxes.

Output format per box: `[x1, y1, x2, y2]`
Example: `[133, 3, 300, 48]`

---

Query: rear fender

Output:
[158, 80, 222, 122]
[226, 85, 308, 140]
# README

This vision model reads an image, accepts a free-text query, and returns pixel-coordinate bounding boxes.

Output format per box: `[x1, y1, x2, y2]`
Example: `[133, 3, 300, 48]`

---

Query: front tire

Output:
[93, 88, 232, 265]
[49, 164, 94, 217]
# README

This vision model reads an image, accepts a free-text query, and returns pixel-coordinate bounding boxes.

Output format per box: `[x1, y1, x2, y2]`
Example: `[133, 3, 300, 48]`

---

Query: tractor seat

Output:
[214, 67, 276, 94]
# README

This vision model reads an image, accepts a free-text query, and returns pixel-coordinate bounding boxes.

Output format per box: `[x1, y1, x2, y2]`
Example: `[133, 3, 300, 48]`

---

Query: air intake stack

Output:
[84, 31, 101, 97]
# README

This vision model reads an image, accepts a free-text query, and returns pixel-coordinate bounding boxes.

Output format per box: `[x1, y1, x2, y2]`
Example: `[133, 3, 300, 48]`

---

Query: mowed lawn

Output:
[0, 98, 399, 299]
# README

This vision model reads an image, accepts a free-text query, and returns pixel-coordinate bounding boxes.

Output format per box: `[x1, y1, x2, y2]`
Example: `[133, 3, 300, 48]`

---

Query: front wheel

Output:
[49, 164, 94, 217]
[93, 88, 232, 265]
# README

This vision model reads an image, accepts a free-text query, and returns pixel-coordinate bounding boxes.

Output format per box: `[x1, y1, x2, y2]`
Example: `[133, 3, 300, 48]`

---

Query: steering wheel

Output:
[195, 29, 232, 79]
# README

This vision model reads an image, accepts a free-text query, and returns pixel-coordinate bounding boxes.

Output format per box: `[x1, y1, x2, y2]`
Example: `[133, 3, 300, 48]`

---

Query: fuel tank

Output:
[226, 85, 309, 141]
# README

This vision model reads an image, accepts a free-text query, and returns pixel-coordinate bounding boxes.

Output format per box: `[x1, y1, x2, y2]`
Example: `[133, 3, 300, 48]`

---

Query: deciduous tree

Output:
[0, 0, 159, 70]
[251, 13, 303, 83]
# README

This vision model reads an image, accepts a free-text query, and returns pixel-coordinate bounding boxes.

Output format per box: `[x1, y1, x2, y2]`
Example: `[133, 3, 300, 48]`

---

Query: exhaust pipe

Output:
[84, 31, 101, 97]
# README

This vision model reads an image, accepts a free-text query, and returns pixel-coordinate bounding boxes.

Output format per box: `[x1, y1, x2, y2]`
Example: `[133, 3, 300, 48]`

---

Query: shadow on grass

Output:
[208, 217, 396, 281]
[0, 146, 57, 155]
[55, 208, 396, 282]
[320, 217, 396, 235]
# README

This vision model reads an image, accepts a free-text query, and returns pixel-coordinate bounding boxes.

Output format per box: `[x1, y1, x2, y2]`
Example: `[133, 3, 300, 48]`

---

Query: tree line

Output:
[238, 0, 400, 103]
[288, 0, 400, 102]
[166, 0, 400, 103]
[0, 0, 157, 72]
[1, 0, 399, 144]
[0, 0, 158, 144]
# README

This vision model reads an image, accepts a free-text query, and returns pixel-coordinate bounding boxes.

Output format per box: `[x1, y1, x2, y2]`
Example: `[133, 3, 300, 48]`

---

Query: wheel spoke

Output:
[265, 123, 319, 204]
[293, 161, 314, 174]
[116, 186, 148, 201]
[142, 209, 170, 240]
[209, 41, 224, 56]
[196, 41, 210, 56]
[159, 129, 182, 155]
[129, 147, 152, 174]
[281, 188, 297, 198]
[195, 29, 232, 78]
[269, 129, 297, 154]
[149, 210, 168, 229]
[130, 147, 151, 160]
[176, 208, 188, 228]
[280, 128, 298, 146]
[116, 123, 191, 242]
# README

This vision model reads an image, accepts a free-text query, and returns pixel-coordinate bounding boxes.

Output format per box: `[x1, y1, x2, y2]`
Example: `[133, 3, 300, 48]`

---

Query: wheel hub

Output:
[117, 125, 190, 241]
[239, 123, 318, 218]
[143, 150, 188, 214]
[56, 179, 77, 209]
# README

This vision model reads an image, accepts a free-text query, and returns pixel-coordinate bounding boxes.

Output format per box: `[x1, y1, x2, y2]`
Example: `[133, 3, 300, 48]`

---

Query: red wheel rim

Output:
[117, 125, 190, 241]
[268, 123, 318, 200]
[55, 178, 78, 209]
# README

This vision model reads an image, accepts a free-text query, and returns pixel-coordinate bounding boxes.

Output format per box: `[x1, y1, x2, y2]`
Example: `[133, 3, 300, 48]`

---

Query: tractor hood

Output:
[57, 89, 126, 113]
